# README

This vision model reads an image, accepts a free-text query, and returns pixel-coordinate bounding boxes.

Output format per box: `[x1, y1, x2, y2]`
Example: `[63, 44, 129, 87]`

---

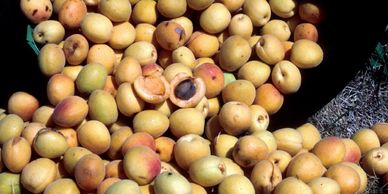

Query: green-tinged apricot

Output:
[2, 137, 31, 173]
[133, 110, 169, 138]
[0, 114, 24, 145]
[169, 108, 205, 138]
[75, 63, 108, 94]
[116, 82, 145, 117]
[97, 177, 121, 194]
[105, 180, 141, 194]
[0, 172, 21, 194]
[218, 101, 251, 136]
[154, 172, 192, 194]
[74, 154, 105, 192]
[63, 147, 92, 175]
[155, 21, 186, 51]
[21, 158, 57, 193]
[8, 91, 39, 122]
[219, 35, 251, 72]
[33, 128, 68, 158]
[189, 155, 226, 187]
[52, 95, 88, 128]
[222, 80, 256, 105]
[123, 146, 161, 185]
[88, 90, 118, 126]
[223, 72, 236, 86]
[47, 74, 75, 106]
[77, 120, 111, 155]
[39, 44, 66, 76]
[44, 178, 80, 194]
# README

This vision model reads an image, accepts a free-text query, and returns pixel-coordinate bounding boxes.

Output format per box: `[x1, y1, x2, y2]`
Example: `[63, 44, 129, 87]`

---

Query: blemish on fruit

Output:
[32, 9, 38, 16]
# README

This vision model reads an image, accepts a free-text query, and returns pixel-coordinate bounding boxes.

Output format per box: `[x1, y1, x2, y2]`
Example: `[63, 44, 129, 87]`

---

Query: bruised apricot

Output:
[155, 21, 186, 51]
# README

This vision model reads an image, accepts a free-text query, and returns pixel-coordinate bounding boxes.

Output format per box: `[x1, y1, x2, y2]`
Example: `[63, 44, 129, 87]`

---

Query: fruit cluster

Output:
[5, 0, 386, 194]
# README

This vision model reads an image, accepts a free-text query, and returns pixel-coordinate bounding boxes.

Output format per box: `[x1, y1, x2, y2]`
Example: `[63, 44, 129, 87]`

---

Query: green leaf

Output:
[370, 57, 382, 69]
[26, 25, 40, 56]
[375, 42, 384, 59]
